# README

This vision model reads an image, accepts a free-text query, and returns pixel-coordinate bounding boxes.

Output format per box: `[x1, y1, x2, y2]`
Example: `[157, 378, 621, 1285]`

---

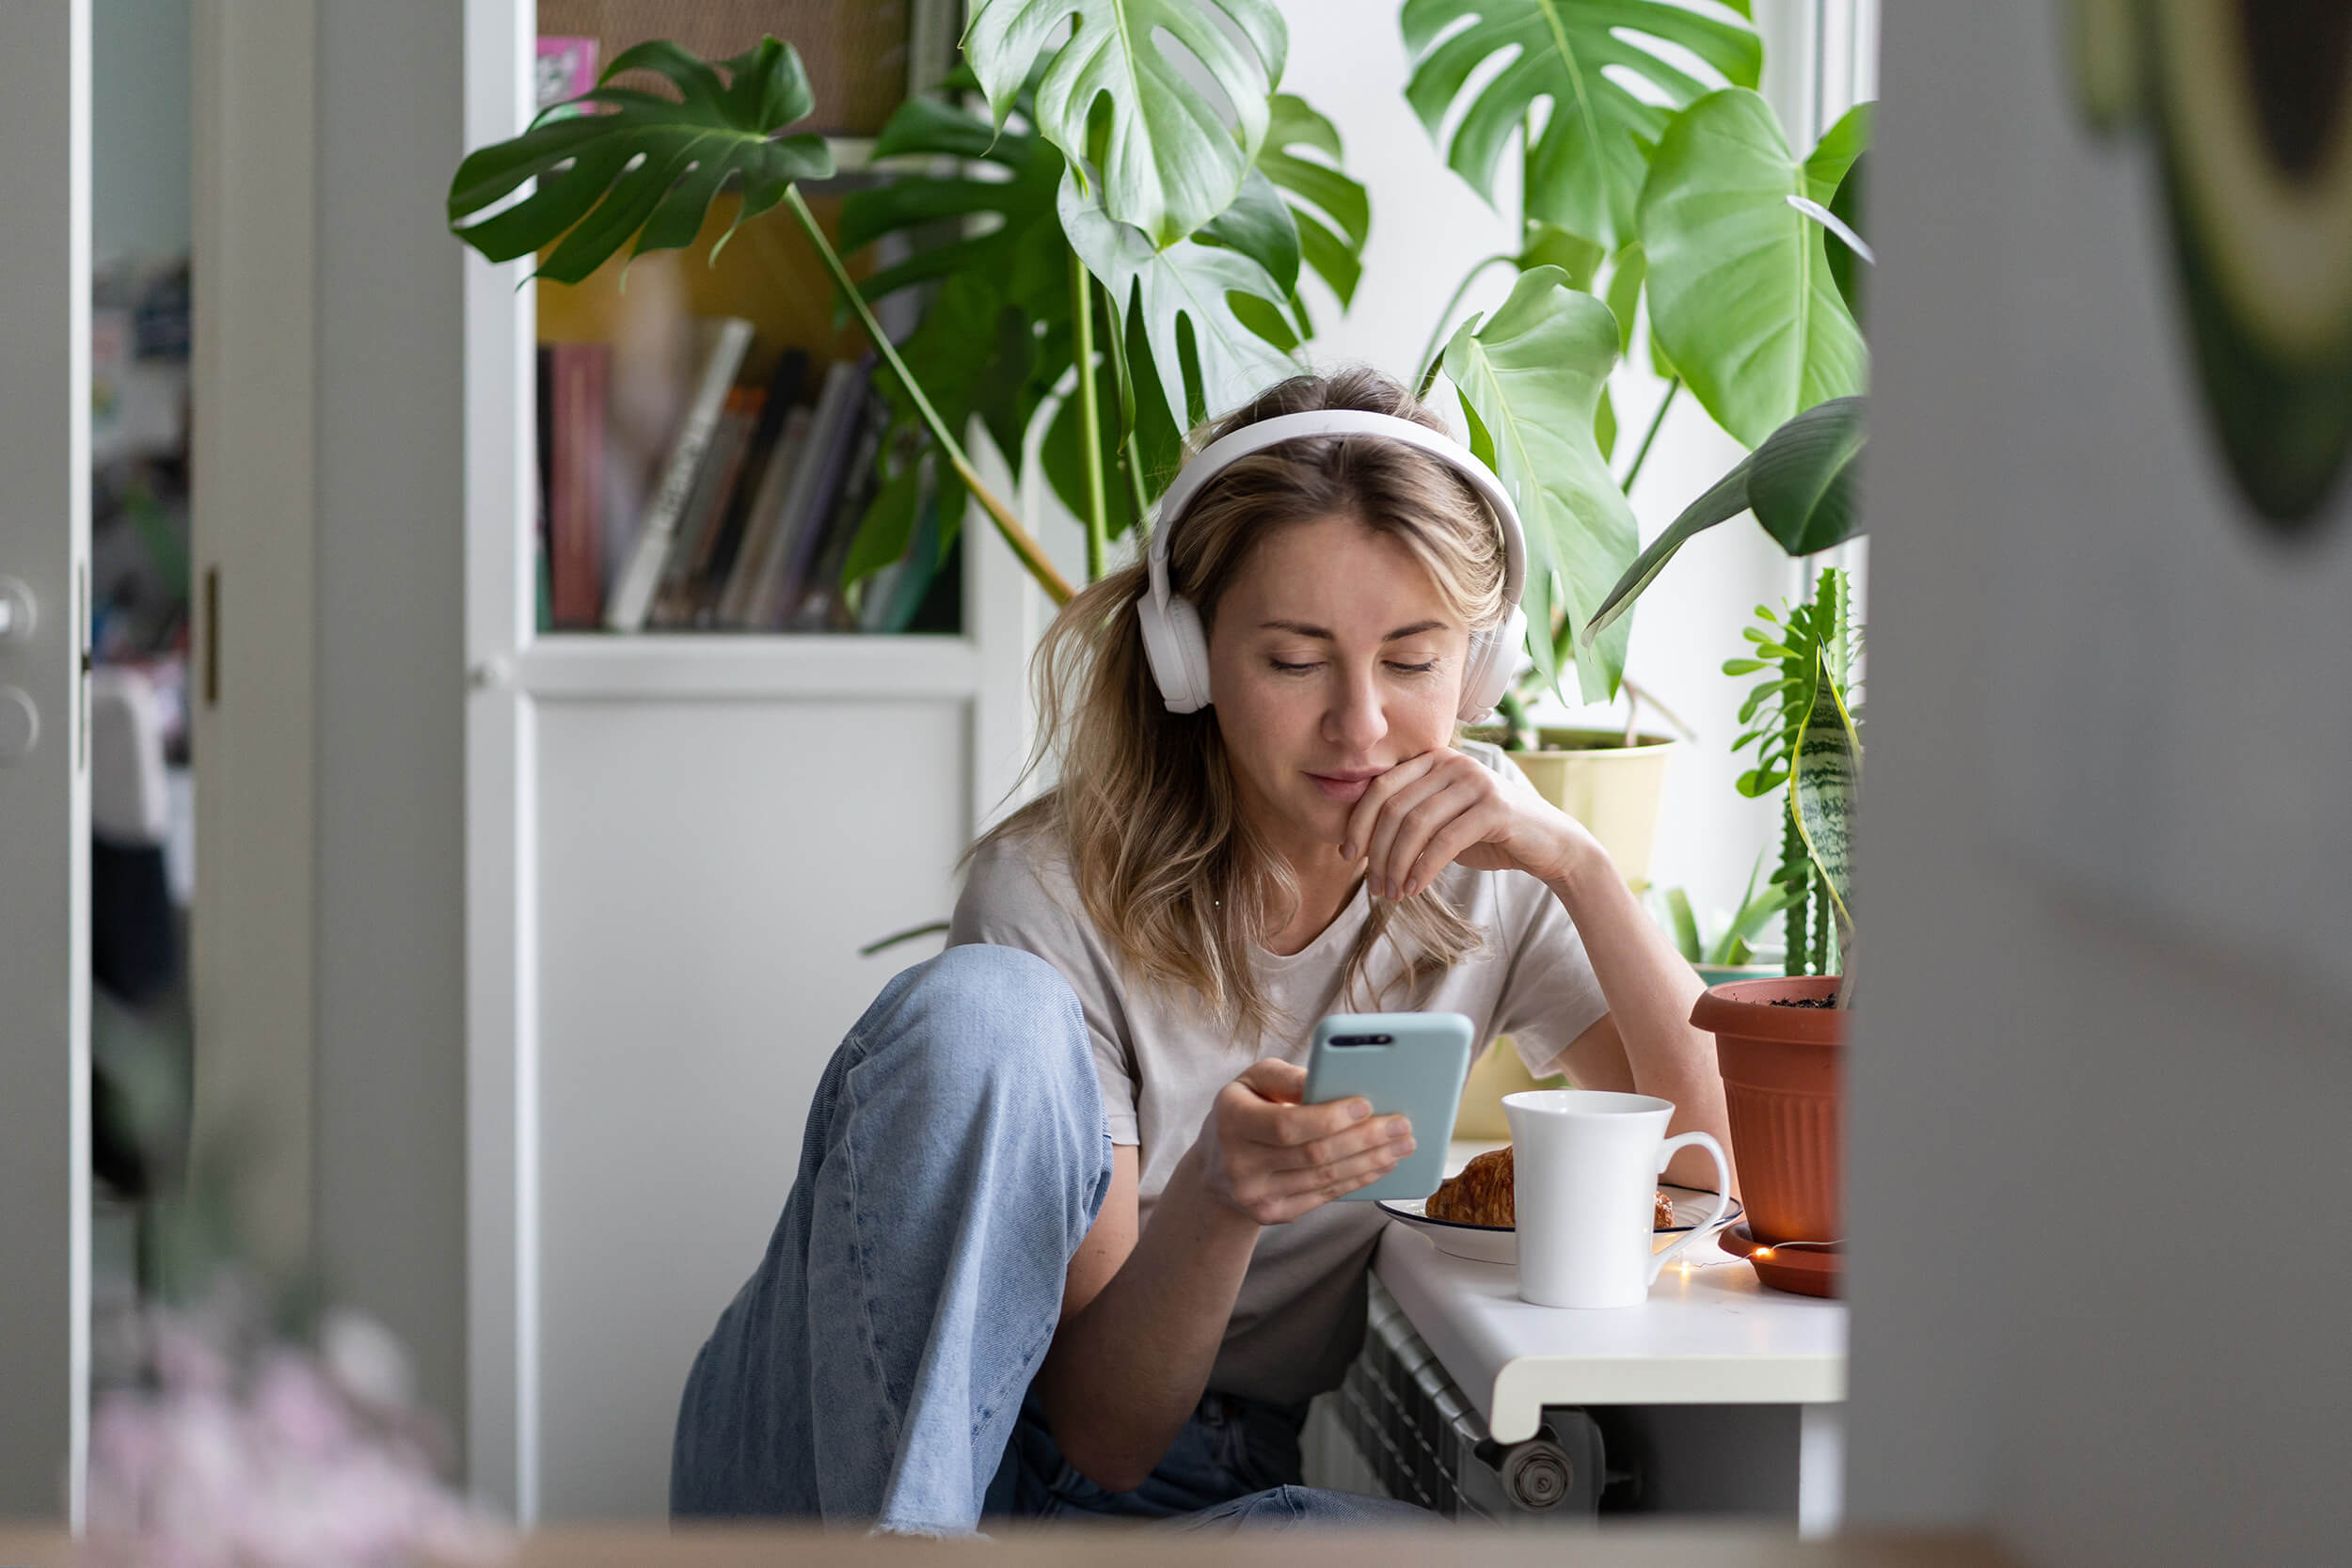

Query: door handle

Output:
[0, 576, 33, 644]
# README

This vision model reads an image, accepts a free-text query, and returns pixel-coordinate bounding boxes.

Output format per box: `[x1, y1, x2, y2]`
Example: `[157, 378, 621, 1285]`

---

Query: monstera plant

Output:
[445, 3, 1871, 832]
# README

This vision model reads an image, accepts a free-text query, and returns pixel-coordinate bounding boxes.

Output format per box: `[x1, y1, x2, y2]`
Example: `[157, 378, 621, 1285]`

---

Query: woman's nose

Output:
[1325, 665, 1388, 752]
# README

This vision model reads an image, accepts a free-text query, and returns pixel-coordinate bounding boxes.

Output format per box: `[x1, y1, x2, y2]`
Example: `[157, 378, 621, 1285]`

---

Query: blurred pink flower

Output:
[87, 1293, 511, 1568]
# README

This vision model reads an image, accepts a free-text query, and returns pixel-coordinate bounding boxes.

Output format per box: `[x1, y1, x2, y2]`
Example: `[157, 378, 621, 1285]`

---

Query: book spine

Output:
[649, 397, 757, 627]
[764, 359, 874, 629]
[548, 343, 608, 628]
[792, 385, 892, 632]
[744, 361, 862, 627]
[605, 317, 755, 631]
[716, 406, 814, 627]
[698, 347, 808, 597]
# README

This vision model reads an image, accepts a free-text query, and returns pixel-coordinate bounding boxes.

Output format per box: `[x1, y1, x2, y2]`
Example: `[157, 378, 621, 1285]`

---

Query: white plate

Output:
[1376, 1184, 1746, 1267]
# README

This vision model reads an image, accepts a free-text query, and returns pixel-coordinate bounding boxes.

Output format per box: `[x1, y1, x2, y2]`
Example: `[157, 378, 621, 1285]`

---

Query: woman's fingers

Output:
[1392, 789, 1507, 898]
[1339, 752, 1439, 864]
[1234, 1057, 1309, 1104]
[1280, 1112, 1412, 1172]
[1360, 771, 1456, 897]
[1377, 777, 1486, 898]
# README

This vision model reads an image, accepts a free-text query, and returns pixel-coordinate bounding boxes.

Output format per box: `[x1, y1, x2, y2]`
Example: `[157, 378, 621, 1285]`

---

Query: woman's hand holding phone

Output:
[1186, 1059, 1416, 1227]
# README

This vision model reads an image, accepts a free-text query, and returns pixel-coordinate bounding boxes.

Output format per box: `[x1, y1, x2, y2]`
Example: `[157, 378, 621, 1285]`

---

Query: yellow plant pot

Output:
[1452, 1036, 1566, 1140]
[1452, 730, 1676, 1139]
[1492, 728, 1677, 885]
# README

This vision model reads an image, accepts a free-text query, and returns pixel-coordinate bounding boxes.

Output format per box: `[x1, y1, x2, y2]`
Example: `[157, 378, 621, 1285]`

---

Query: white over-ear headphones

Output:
[1136, 409, 1530, 723]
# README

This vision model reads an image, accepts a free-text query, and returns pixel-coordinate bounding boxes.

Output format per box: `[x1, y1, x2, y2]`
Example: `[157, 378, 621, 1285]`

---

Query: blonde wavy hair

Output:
[975, 366, 1514, 1044]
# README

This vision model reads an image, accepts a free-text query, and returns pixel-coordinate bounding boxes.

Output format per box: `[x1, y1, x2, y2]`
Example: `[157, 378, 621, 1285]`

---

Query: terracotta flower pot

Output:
[1690, 975, 1845, 1246]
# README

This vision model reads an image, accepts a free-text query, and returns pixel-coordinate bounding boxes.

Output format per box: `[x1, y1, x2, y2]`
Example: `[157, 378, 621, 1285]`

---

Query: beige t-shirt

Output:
[946, 741, 1611, 1406]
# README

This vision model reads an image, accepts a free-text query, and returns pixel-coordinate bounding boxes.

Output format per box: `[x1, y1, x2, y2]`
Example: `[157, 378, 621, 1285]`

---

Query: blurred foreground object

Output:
[87, 1280, 509, 1568]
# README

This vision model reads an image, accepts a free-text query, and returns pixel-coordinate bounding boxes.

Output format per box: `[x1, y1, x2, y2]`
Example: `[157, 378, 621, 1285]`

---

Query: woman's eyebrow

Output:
[1258, 618, 1449, 641]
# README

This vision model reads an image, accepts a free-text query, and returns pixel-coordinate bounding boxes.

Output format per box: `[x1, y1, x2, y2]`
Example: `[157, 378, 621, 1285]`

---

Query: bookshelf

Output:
[463, 0, 1038, 1524]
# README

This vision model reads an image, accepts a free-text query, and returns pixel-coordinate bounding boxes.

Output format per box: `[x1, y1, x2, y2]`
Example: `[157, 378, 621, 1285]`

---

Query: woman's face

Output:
[1206, 513, 1470, 863]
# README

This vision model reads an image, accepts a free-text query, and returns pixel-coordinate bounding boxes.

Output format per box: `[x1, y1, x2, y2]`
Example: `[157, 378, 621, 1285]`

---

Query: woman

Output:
[670, 367, 1733, 1532]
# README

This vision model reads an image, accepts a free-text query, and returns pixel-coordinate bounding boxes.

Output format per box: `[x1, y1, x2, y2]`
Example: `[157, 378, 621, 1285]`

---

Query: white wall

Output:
[1847, 3, 2351, 1564]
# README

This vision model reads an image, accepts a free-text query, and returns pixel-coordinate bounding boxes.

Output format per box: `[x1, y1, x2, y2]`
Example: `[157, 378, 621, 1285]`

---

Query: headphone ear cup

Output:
[1457, 604, 1528, 723]
[1139, 591, 1214, 713]
[1166, 595, 1213, 711]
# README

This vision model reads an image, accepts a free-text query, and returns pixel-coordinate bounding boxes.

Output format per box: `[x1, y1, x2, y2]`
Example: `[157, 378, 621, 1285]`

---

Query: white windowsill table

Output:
[1369, 1144, 1850, 1531]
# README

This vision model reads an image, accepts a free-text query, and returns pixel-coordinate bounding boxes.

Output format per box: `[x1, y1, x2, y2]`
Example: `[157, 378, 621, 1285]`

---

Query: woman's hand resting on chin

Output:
[1186, 1060, 1415, 1227]
[1339, 745, 1596, 899]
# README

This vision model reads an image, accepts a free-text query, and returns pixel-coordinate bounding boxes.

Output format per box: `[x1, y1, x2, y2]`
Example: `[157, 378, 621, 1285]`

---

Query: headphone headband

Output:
[1137, 409, 1530, 721]
[1146, 409, 1527, 616]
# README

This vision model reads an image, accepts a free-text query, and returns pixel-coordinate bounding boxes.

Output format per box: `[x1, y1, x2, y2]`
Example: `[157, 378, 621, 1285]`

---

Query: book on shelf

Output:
[645, 387, 760, 627]
[546, 341, 609, 629]
[723, 356, 870, 629]
[605, 316, 755, 631]
[683, 347, 809, 625]
[714, 404, 815, 627]
[790, 381, 893, 631]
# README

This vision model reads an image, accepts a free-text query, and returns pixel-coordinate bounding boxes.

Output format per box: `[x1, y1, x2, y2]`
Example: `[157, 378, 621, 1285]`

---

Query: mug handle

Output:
[1645, 1131, 1734, 1284]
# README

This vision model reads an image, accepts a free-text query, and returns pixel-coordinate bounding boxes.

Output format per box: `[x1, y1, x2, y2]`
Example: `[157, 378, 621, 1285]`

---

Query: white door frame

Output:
[0, 0, 92, 1526]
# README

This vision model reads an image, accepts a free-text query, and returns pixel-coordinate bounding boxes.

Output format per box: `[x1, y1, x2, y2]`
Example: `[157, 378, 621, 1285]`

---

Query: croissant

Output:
[1425, 1146, 1678, 1229]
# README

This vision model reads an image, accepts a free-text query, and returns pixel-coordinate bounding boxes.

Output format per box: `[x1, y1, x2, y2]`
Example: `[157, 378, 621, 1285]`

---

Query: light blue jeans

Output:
[669, 943, 1429, 1532]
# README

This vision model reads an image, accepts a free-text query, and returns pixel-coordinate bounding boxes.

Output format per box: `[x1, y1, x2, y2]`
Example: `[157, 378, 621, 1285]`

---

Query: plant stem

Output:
[1619, 376, 1680, 495]
[1098, 282, 1152, 535]
[784, 186, 1074, 606]
[1071, 250, 1109, 582]
[1414, 251, 1515, 400]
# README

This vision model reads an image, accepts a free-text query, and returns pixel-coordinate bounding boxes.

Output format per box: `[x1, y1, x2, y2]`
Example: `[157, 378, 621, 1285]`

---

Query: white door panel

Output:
[0, 0, 93, 1525]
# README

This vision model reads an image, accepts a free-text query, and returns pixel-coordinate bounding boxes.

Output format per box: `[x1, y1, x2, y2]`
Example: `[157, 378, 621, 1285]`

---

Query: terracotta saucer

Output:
[1722, 1222, 1842, 1298]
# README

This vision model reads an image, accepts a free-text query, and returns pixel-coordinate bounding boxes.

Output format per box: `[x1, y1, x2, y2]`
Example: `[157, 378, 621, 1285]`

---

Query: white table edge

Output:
[1375, 1221, 1849, 1445]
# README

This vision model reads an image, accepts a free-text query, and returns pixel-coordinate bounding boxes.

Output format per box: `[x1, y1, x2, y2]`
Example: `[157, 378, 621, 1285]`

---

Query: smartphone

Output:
[1302, 1011, 1475, 1202]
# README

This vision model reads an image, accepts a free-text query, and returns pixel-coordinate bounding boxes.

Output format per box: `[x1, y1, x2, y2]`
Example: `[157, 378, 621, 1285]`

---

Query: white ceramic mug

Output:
[1503, 1089, 1733, 1309]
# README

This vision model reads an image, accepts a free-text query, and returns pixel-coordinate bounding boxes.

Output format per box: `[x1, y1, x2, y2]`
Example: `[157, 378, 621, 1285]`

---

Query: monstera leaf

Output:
[1059, 170, 1300, 427]
[1583, 396, 1867, 642]
[1401, 0, 1760, 252]
[447, 38, 834, 283]
[1439, 267, 1638, 703]
[1257, 93, 1371, 309]
[963, 0, 1289, 249]
[1639, 90, 1869, 447]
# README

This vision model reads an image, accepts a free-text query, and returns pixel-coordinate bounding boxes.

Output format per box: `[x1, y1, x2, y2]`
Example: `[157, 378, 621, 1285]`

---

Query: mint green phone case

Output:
[1303, 1011, 1474, 1201]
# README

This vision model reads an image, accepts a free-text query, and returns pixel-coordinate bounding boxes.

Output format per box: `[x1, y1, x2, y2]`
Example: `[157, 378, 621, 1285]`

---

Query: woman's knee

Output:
[860, 944, 1096, 1119]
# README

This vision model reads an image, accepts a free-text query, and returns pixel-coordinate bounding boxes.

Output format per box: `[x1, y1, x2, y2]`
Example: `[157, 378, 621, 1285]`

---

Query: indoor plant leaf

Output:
[447, 38, 834, 284]
[837, 82, 1066, 323]
[1059, 169, 1301, 426]
[1518, 222, 1606, 292]
[836, 80, 1074, 577]
[962, 0, 1289, 249]
[1439, 266, 1638, 703]
[1041, 289, 1187, 533]
[1746, 394, 1867, 556]
[1401, 0, 1761, 250]
[1583, 394, 1869, 643]
[1581, 450, 1751, 644]
[1638, 88, 1868, 446]
[1197, 166, 1302, 297]
[1790, 648, 1859, 930]
[1825, 149, 1869, 325]
[1258, 92, 1371, 307]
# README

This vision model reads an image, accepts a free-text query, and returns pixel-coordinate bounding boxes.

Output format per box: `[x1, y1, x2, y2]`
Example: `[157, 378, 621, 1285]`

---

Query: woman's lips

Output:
[1307, 769, 1382, 803]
